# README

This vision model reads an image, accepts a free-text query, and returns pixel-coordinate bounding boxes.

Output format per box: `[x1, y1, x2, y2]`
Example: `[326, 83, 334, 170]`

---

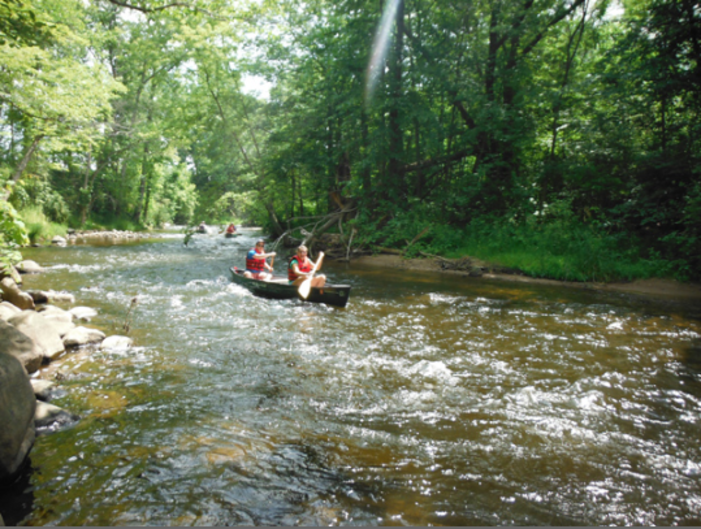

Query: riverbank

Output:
[352, 254, 701, 303]
[0, 251, 135, 507]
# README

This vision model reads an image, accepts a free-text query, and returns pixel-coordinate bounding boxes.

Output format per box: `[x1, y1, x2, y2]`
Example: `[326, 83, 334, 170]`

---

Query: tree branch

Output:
[399, 148, 469, 175]
[520, 0, 587, 58]
[105, 0, 224, 19]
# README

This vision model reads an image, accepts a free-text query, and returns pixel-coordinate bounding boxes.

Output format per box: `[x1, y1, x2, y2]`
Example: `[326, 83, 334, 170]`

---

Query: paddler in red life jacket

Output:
[243, 239, 276, 280]
[225, 223, 236, 234]
[288, 245, 326, 287]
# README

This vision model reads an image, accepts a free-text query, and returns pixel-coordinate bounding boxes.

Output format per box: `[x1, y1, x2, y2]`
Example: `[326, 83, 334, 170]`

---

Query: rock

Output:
[36, 304, 69, 315]
[100, 335, 133, 351]
[69, 306, 97, 322]
[0, 320, 43, 374]
[51, 236, 66, 246]
[38, 306, 75, 337]
[62, 326, 106, 348]
[35, 401, 79, 430]
[0, 352, 36, 484]
[0, 278, 35, 311]
[30, 378, 55, 401]
[8, 311, 65, 362]
[0, 301, 21, 321]
[26, 290, 49, 304]
[16, 260, 44, 274]
[37, 291, 75, 304]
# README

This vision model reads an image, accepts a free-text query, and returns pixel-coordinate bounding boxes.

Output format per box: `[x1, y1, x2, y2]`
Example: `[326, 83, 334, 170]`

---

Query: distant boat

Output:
[224, 232, 240, 238]
[230, 267, 351, 308]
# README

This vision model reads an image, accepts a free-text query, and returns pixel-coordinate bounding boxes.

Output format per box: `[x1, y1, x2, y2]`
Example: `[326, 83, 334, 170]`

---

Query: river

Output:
[3, 228, 701, 526]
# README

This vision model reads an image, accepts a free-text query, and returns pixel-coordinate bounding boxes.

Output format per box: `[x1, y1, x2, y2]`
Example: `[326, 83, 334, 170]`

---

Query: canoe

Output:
[230, 267, 351, 308]
[224, 232, 240, 238]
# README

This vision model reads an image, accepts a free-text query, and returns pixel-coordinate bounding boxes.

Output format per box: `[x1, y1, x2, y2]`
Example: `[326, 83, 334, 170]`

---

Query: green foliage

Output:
[9, 175, 69, 223]
[19, 206, 65, 244]
[0, 200, 29, 273]
[76, 213, 141, 233]
[0, 0, 48, 46]
[449, 217, 662, 282]
[205, 191, 258, 224]
[0, 0, 698, 282]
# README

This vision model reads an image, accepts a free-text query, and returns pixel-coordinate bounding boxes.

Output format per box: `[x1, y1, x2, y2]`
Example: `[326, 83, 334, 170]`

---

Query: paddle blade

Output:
[298, 278, 312, 299]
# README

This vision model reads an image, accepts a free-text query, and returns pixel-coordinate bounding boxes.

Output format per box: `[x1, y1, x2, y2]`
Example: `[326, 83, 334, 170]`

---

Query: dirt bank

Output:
[351, 254, 701, 303]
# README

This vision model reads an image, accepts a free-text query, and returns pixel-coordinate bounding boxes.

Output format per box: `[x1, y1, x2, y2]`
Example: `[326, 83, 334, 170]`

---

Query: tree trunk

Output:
[387, 0, 405, 195]
[133, 173, 146, 223]
[290, 170, 296, 218]
[361, 110, 371, 196]
[5, 134, 45, 200]
[265, 202, 285, 237]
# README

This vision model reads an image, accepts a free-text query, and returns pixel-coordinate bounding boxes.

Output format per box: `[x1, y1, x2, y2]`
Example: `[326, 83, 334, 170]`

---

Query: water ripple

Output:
[11, 235, 701, 526]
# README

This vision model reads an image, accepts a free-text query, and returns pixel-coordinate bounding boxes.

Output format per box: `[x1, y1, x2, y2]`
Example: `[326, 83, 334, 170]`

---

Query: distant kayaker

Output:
[225, 223, 236, 235]
[288, 245, 326, 287]
[244, 239, 275, 280]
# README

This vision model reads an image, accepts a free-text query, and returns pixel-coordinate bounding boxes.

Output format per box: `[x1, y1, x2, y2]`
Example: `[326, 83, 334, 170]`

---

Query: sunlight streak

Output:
[365, 0, 401, 105]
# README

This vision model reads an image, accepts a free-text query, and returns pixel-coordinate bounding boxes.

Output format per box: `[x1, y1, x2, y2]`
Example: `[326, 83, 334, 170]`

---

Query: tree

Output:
[0, 0, 124, 203]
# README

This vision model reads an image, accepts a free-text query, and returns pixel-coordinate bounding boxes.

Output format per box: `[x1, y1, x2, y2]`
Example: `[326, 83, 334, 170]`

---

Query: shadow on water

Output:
[0, 462, 35, 526]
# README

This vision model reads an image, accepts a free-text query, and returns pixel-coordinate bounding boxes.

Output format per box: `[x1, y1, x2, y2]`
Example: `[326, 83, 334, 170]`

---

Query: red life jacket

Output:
[246, 249, 265, 272]
[288, 256, 312, 281]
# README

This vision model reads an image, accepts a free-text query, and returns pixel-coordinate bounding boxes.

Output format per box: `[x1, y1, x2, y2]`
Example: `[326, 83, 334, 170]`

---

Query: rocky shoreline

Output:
[48, 228, 152, 247]
[351, 253, 701, 303]
[0, 235, 138, 523]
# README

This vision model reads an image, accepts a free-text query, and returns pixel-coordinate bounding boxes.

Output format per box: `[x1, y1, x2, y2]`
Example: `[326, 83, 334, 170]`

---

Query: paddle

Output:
[298, 251, 324, 299]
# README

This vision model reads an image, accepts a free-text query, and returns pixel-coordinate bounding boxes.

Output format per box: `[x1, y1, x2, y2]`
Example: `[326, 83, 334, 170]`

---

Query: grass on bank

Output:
[19, 209, 152, 245]
[20, 207, 67, 245]
[445, 225, 658, 282]
[75, 213, 144, 233]
[369, 214, 677, 283]
[435, 221, 670, 282]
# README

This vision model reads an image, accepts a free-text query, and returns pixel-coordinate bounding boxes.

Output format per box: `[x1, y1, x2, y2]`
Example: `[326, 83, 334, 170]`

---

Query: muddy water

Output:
[4, 229, 701, 526]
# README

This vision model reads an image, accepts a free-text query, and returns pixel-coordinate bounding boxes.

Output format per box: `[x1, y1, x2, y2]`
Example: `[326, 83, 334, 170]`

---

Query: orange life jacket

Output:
[246, 249, 265, 272]
[288, 256, 312, 281]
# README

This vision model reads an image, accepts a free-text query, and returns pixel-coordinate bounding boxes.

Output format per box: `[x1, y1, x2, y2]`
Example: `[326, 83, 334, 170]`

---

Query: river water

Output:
[4, 228, 701, 526]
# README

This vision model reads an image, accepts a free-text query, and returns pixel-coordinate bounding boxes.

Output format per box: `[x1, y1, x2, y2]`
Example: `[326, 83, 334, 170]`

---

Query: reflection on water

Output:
[7, 228, 701, 525]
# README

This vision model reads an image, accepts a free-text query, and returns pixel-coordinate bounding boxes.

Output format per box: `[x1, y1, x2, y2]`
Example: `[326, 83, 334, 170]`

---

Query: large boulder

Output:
[0, 320, 43, 374]
[0, 278, 34, 311]
[8, 311, 64, 362]
[0, 353, 36, 484]
[0, 301, 21, 321]
[16, 260, 44, 274]
[51, 235, 66, 247]
[38, 306, 75, 337]
[63, 326, 105, 348]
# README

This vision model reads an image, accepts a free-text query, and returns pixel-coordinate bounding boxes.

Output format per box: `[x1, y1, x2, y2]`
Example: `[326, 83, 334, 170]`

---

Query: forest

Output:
[0, 0, 699, 281]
